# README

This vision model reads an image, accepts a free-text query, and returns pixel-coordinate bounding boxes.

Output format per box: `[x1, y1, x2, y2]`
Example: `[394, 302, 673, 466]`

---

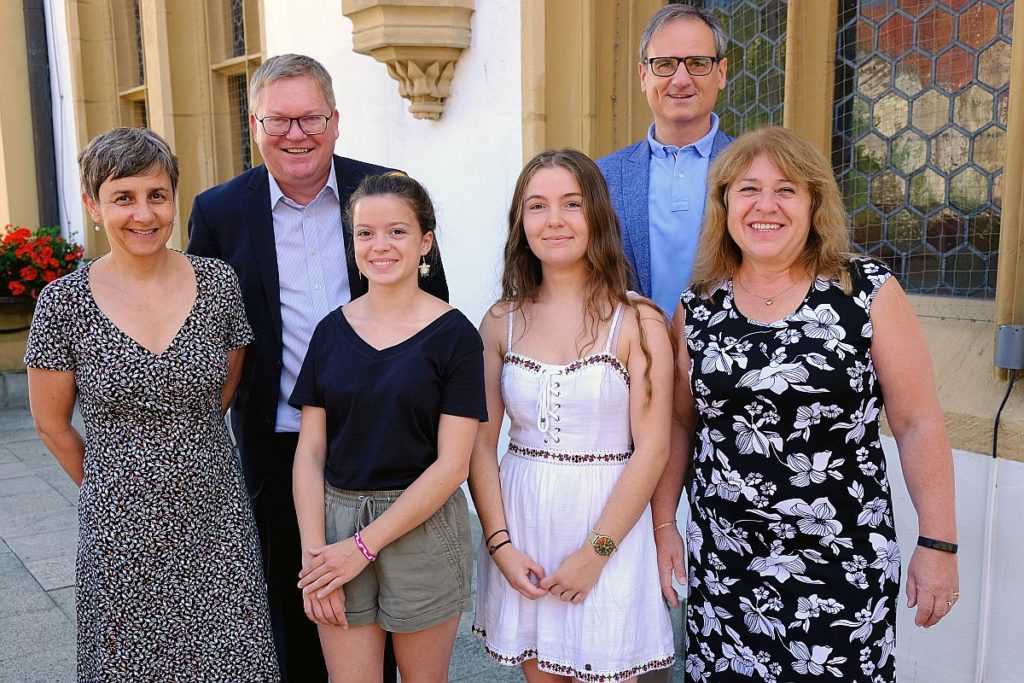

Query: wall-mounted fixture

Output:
[341, 0, 475, 121]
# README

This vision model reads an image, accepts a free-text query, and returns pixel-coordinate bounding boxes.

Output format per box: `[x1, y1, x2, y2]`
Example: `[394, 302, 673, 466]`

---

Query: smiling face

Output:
[251, 75, 339, 204]
[521, 166, 590, 272]
[639, 18, 727, 146]
[84, 167, 176, 258]
[726, 154, 814, 270]
[352, 195, 433, 288]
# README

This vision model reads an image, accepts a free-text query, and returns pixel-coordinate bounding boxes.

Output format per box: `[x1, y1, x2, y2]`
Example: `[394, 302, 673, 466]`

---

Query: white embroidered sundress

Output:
[473, 302, 675, 682]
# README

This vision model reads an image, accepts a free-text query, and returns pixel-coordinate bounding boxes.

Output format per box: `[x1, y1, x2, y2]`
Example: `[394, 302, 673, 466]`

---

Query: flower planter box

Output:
[0, 296, 34, 372]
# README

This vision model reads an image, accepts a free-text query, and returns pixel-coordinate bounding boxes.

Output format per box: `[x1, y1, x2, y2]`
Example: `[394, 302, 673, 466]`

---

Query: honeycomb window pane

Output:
[852, 207, 884, 248]
[959, 2, 998, 48]
[911, 89, 950, 134]
[874, 92, 910, 138]
[891, 130, 927, 174]
[932, 127, 969, 174]
[871, 170, 907, 211]
[936, 46, 975, 92]
[887, 209, 925, 253]
[953, 86, 995, 132]
[909, 169, 945, 214]
[926, 209, 964, 253]
[979, 41, 1012, 88]
[856, 133, 888, 173]
[949, 166, 988, 211]
[906, 249, 943, 291]
[967, 209, 1000, 252]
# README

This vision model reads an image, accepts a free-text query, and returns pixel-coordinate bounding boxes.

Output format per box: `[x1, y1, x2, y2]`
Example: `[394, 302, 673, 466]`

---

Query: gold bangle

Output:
[653, 521, 676, 533]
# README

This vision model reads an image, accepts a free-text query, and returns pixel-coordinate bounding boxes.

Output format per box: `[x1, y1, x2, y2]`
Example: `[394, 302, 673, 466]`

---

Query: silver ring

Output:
[945, 600, 953, 607]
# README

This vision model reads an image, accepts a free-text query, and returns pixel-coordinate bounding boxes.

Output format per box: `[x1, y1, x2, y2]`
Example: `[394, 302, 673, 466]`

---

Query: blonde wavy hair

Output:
[690, 126, 853, 297]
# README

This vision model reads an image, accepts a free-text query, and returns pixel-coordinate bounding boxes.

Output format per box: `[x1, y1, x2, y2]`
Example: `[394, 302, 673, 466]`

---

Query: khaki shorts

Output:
[324, 485, 472, 632]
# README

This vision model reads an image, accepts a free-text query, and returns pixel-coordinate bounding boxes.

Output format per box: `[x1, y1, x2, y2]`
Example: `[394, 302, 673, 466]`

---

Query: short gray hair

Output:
[249, 54, 336, 112]
[78, 127, 179, 201]
[638, 4, 727, 63]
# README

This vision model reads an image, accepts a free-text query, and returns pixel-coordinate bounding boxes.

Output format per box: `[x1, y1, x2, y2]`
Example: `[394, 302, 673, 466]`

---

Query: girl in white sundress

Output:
[470, 148, 676, 682]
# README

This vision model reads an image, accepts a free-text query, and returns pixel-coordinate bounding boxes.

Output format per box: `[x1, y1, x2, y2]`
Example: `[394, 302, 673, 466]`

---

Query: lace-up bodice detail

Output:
[501, 304, 632, 460]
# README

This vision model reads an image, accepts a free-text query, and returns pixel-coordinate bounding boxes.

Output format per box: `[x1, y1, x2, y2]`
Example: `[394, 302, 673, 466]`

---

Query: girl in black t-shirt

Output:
[290, 173, 487, 682]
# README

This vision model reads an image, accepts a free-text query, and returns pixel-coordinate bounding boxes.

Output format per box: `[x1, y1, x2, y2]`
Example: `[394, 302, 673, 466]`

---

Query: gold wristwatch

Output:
[588, 529, 617, 557]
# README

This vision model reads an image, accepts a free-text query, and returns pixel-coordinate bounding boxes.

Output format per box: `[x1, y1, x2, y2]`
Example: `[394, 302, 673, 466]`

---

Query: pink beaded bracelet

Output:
[353, 531, 377, 562]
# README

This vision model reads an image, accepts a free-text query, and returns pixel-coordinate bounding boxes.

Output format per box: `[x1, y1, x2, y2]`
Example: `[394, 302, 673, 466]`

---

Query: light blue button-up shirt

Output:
[647, 113, 720, 317]
[270, 164, 350, 432]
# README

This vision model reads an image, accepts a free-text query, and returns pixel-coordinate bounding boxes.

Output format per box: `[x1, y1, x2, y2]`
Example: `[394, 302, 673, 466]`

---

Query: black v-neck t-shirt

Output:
[289, 307, 487, 490]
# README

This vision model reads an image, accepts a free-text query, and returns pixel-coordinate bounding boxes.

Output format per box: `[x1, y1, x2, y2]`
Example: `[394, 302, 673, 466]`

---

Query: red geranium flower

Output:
[1, 225, 83, 299]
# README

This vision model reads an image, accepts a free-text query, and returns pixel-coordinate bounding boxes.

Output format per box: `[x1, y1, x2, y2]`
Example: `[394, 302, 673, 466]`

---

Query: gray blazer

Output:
[597, 129, 734, 297]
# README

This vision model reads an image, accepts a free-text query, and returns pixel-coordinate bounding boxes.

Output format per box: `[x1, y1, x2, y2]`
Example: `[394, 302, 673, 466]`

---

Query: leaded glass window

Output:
[705, 0, 788, 134]
[833, 0, 1012, 297]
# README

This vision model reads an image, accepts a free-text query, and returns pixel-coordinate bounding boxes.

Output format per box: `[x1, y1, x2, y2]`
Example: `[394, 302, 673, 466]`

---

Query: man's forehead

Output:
[649, 18, 716, 51]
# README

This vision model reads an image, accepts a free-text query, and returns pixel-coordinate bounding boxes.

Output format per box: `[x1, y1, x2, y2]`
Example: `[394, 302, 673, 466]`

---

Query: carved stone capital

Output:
[342, 0, 474, 120]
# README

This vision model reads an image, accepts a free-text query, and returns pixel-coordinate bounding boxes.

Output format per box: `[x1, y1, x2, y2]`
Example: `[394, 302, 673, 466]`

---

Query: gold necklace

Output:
[735, 274, 801, 306]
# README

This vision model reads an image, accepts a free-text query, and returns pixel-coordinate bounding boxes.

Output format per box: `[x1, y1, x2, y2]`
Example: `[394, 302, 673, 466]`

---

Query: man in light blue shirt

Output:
[597, 8, 733, 681]
[598, 4, 733, 318]
[646, 113, 723, 315]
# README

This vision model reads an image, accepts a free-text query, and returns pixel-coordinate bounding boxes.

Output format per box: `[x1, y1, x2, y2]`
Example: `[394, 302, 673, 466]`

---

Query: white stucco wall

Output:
[263, 0, 523, 328]
[883, 436, 1023, 683]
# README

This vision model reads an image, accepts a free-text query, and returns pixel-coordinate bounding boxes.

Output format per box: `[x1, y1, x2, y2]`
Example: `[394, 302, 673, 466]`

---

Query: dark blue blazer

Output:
[187, 156, 449, 496]
[597, 130, 734, 297]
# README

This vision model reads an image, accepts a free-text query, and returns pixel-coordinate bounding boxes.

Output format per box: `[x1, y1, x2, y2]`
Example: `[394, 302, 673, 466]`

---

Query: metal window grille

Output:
[230, 0, 246, 58]
[132, 0, 144, 86]
[229, 73, 252, 171]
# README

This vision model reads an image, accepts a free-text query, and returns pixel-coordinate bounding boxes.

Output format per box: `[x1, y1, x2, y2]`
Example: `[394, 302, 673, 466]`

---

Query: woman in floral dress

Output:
[25, 128, 277, 681]
[669, 127, 958, 682]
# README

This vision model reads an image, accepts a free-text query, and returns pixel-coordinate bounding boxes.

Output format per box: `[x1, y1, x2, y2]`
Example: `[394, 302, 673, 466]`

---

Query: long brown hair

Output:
[500, 148, 662, 400]
[691, 125, 853, 297]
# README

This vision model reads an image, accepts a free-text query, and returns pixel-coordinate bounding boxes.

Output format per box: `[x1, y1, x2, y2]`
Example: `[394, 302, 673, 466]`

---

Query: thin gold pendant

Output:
[765, 299, 774, 306]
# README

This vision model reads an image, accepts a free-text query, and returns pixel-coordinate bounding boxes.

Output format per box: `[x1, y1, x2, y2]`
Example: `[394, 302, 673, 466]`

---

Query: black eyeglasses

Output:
[643, 55, 721, 78]
[254, 113, 333, 136]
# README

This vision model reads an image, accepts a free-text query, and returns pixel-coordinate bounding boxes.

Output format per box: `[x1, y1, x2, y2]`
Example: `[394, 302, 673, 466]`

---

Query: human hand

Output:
[303, 585, 348, 628]
[906, 545, 959, 627]
[654, 526, 686, 608]
[538, 545, 608, 604]
[298, 538, 369, 599]
[492, 544, 548, 600]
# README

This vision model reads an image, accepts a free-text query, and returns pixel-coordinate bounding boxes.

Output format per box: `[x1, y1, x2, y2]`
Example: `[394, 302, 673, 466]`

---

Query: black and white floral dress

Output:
[25, 255, 279, 682]
[681, 258, 899, 683]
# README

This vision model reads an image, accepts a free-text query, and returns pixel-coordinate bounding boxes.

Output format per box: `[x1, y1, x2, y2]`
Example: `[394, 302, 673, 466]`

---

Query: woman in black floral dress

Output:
[663, 127, 958, 682]
[25, 128, 278, 681]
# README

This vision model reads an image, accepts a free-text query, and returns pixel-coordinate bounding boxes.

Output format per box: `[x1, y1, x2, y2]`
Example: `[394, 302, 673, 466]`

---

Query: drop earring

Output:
[418, 256, 431, 278]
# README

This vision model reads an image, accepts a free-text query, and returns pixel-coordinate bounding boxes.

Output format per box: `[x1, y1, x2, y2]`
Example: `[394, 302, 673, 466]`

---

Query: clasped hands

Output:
[298, 537, 370, 628]
[493, 543, 609, 605]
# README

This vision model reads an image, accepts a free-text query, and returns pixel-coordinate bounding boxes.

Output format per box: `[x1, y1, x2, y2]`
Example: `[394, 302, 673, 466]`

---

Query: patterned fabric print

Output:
[681, 258, 898, 683]
[508, 441, 632, 464]
[505, 351, 630, 387]
[473, 626, 674, 682]
[24, 255, 279, 682]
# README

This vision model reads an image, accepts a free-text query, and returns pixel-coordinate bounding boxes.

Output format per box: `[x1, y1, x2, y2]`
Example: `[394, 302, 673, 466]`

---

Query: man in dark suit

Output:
[597, 7, 733, 681]
[188, 54, 446, 683]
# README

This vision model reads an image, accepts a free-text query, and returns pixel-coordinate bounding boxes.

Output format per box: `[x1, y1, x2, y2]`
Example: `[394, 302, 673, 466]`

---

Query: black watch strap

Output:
[917, 536, 958, 554]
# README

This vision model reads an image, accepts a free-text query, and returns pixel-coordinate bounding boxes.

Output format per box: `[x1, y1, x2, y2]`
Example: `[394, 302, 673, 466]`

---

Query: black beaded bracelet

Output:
[917, 536, 958, 554]
[485, 528, 509, 545]
[488, 539, 512, 557]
